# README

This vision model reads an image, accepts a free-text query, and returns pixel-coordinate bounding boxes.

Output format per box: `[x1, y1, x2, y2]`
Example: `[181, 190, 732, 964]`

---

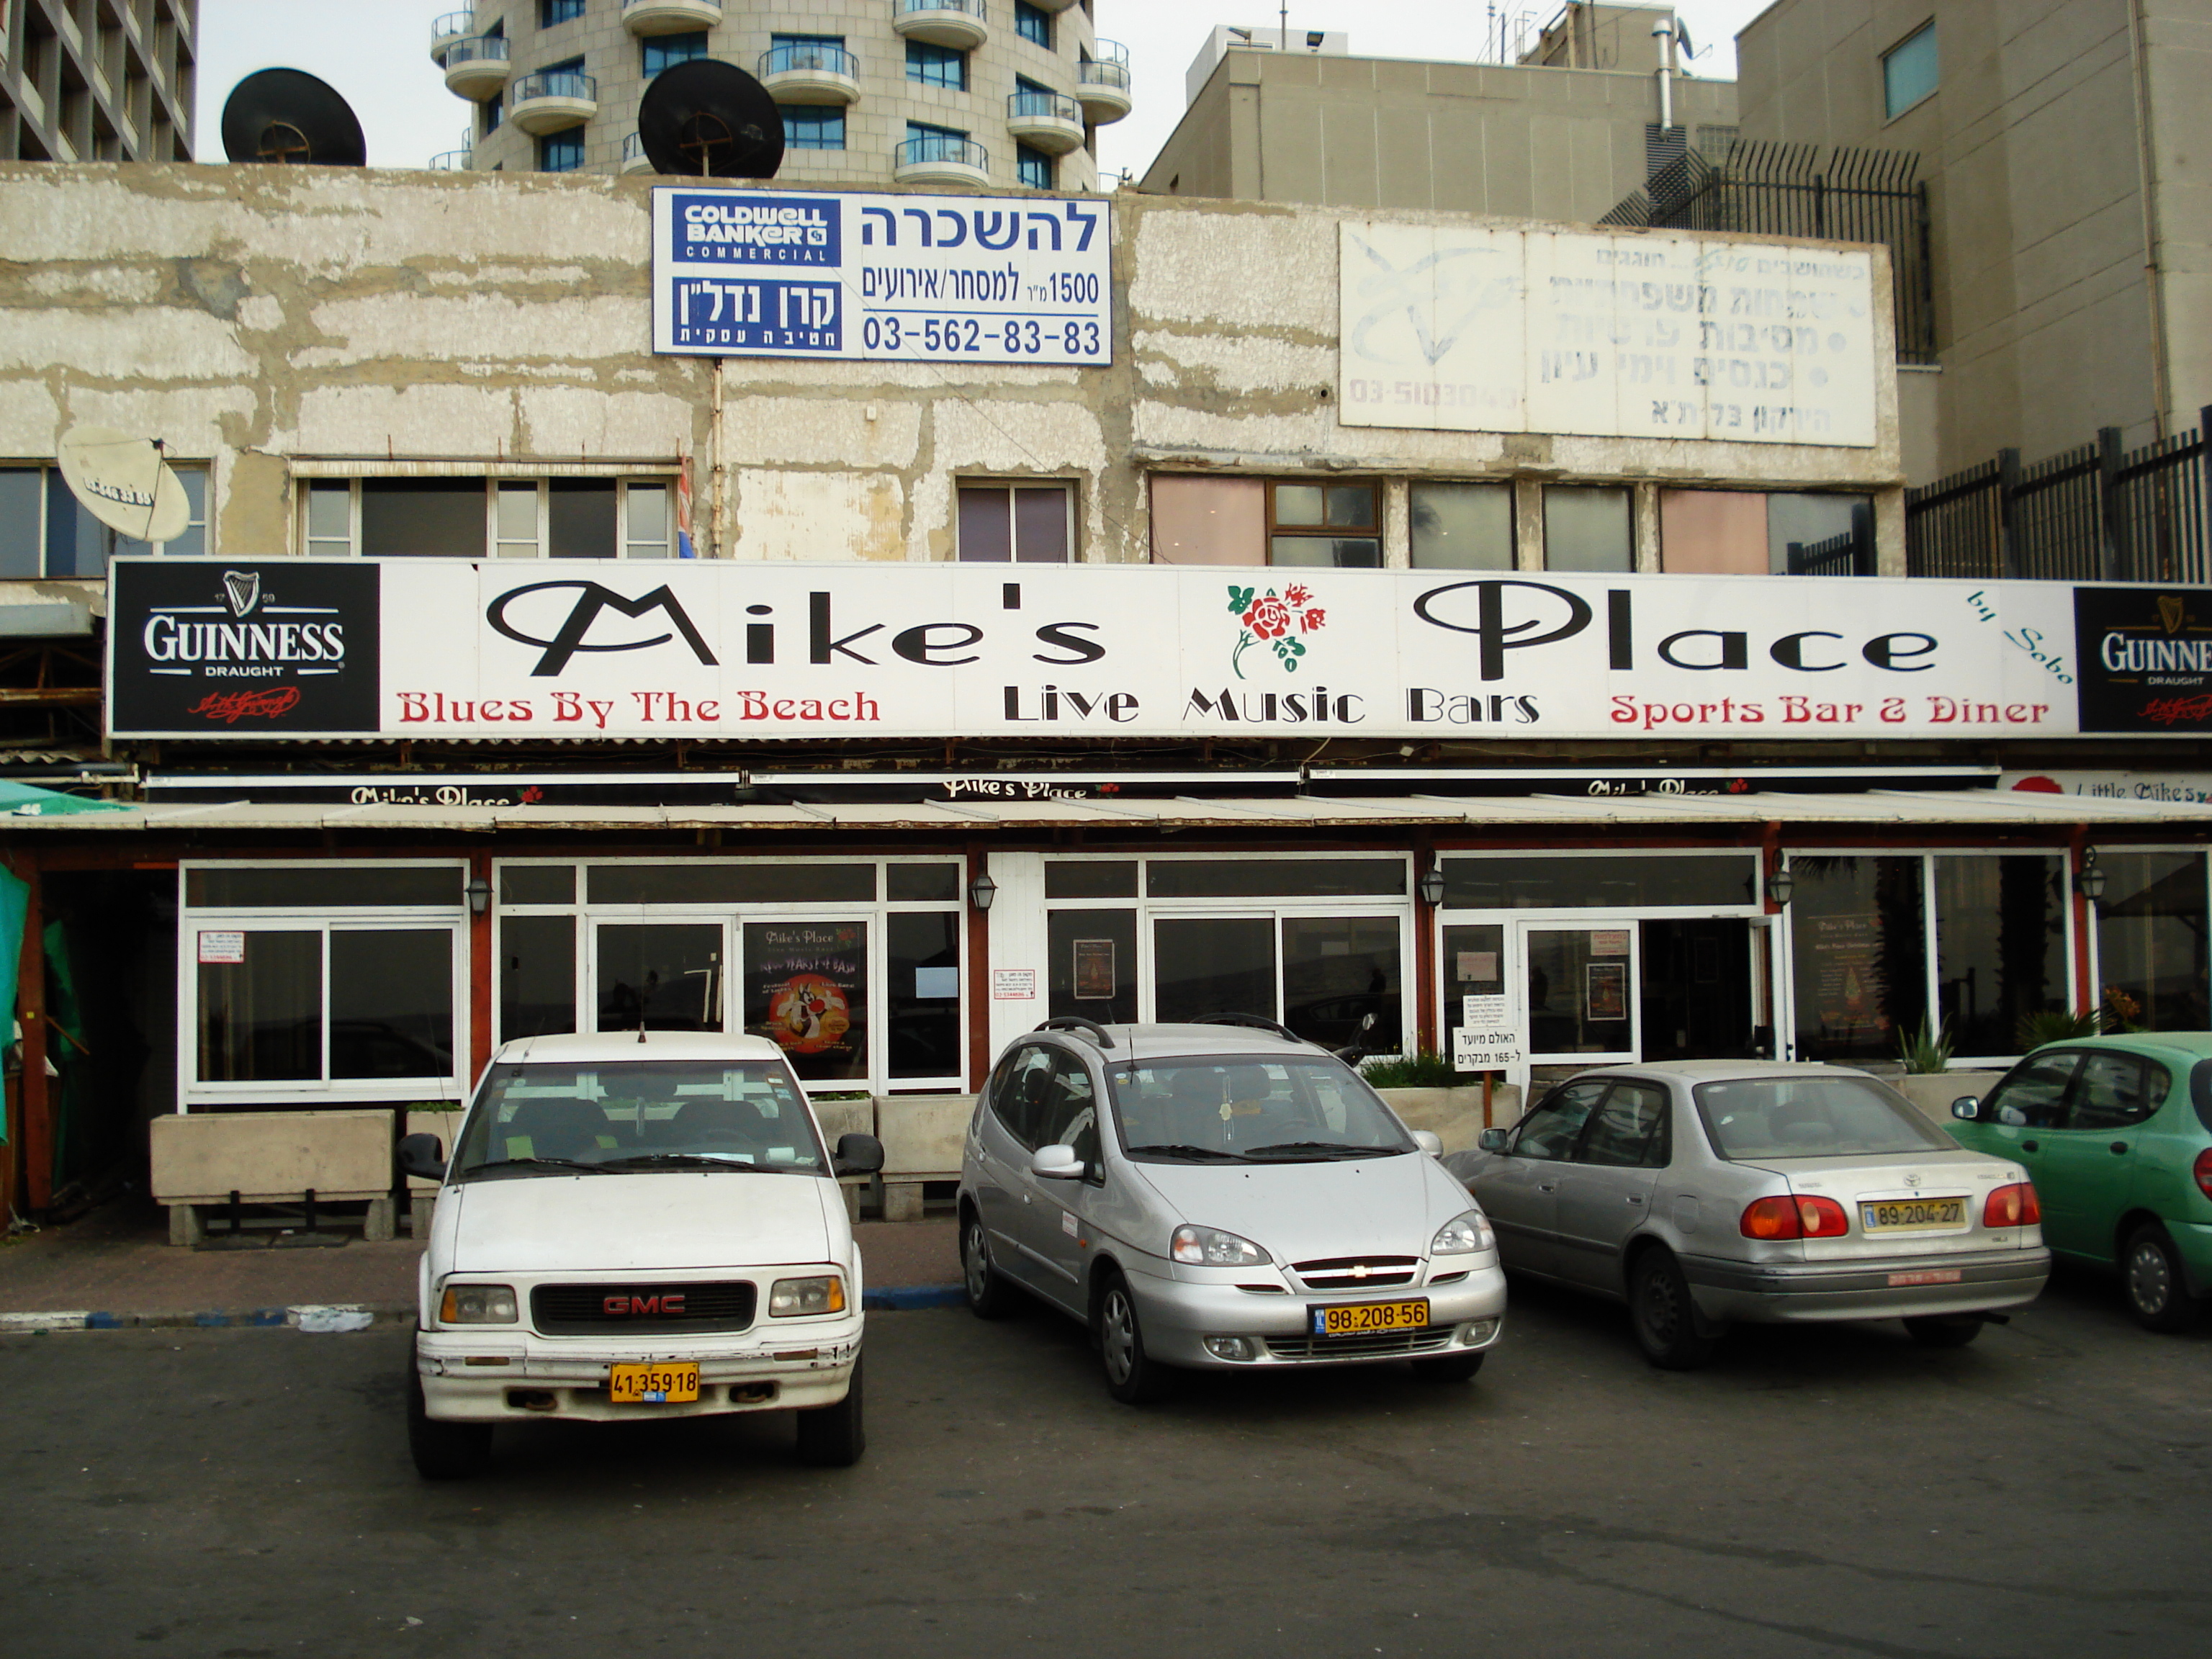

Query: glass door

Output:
[593, 921, 726, 1033]
[1519, 921, 1640, 1068]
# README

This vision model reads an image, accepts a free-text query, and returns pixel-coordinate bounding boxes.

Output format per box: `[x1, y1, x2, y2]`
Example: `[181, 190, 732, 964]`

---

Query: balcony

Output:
[429, 9, 474, 62]
[1006, 89, 1083, 154]
[621, 131, 653, 175]
[622, 0, 724, 35]
[1077, 43, 1132, 124]
[430, 148, 474, 171]
[507, 69, 597, 135]
[758, 42, 860, 106]
[896, 132, 989, 188]
[891, 0, 989, 53]
[441, 35, 512, 102]
[1023, 0, 1080, 9]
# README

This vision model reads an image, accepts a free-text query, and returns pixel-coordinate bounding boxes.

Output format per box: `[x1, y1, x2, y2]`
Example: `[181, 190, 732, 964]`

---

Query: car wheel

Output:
[1096, 1272, 1173, 1405]
[961, 1213, 1015, 1320]
[406, 1364, 492, 1481]
[795, 1356, 867, 1467]
[1410, 1350, 1485, 1384]
[1628, 1249, 1717, 1371]
[2123, 1225, 2203, 1334]
[1903, 1314, 1982, 1349]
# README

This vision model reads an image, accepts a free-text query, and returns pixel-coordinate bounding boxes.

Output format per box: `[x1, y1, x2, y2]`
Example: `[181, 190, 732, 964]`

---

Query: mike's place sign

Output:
[105, 559, 2209, 742]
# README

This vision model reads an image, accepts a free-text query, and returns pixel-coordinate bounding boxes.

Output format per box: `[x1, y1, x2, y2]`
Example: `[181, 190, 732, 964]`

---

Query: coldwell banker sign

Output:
[106, 559, 2212, 745]
[649, 188, 1112, 365]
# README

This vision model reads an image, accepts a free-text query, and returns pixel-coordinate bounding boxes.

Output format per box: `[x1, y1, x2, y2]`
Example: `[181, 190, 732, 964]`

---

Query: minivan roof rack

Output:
[1035, 1015, 1115, 1048]
[1189, 1012, 1304, 1043]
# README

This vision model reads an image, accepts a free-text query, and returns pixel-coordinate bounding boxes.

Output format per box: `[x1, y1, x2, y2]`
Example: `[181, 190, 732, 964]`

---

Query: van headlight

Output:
[769, 1275, 846, 1317]
[439, 1283, 518, 1324]
[1431, 1212, 1494, 1255]
[1172, 1224, 1271, 1267]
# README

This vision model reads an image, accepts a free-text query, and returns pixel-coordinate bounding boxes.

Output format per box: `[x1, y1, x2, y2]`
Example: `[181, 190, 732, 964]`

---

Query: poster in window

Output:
[1590, 930, 1630, 957]
[1586, 961, 1629, 1022]
[1072, 938, 1117, 1000]
[745, 922, 864, 1066]
[1800, 914, 1887, 1043]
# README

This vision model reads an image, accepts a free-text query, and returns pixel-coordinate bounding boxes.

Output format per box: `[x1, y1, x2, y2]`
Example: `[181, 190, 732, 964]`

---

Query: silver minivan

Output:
[957, 1017, 1509, 1403]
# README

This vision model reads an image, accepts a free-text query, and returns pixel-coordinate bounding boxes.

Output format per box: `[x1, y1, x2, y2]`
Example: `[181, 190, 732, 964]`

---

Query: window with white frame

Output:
[179, 862, 469, 1102]
[300, 475, 675, 559]
[1, 462, 208, 576]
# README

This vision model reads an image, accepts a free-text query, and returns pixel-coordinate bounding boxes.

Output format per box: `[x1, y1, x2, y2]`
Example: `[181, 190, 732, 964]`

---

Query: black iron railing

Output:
[1905, 411, 2212, 583]
[1603, 141, 1936, 365]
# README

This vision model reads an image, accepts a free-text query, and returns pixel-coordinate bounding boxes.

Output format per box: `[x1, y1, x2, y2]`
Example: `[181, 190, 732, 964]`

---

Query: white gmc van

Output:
[400, 1031, 882, 1478]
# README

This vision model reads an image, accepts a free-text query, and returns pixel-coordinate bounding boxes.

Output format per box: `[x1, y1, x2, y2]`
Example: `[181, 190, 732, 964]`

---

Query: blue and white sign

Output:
[651, 188, 1113, 365]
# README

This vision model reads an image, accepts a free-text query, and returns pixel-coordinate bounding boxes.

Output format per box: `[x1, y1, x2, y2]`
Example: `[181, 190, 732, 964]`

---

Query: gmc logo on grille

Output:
[602, 1293, 686, 1316]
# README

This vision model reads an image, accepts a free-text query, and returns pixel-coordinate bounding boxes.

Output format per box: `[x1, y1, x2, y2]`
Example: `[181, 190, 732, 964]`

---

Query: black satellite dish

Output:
[637, 60, 784, 179]
[220, 68, 368, 166]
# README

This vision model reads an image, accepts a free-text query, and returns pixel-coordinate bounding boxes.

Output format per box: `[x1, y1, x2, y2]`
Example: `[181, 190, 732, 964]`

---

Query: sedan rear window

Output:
[1692, 1075, 1949, 1160]
[1105, 1056, 1414, 1162]
[451, 1061, 826, 1179]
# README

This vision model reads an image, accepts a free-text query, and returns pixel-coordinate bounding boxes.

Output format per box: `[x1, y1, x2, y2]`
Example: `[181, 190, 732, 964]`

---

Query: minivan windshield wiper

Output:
[593, 1152, 815, 1174]
[1241, 1141, 1395, 1161]
[1123, 1143, 1249, 1163]
[463, 1156, 611, 1177]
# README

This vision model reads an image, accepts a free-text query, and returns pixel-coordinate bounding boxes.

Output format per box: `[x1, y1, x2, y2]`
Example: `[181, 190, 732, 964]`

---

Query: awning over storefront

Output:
[4, 789, 2207, 835]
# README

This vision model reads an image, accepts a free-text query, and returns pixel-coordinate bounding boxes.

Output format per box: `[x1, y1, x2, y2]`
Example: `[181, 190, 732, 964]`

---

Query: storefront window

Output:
[2095, 853, 2208, 1032]
[500, 914, 577, 1040]
[596, 924, 723, 1032]
[1440, 855, 1755, 910]
[888, 863, 962, 902]
[330, 930, 457, 1079]
[1154, 917, 1275, 1024]
[1527, 926, 1635, 1055]
[500, 865, 575, 905]
[1441, 922, 1507, 1056]
[1148, 859, 1404, 899]
[187, 866, 461, 908]
[888, 912, 962, 1079]
[588, 863, 876, 904]
[1282, 917, 1401, 1052]
[744, 922, 868, 1082]
[1789, 856, 1926, 1062]
[1932, 855, 2065, 1057]
[198, 931, 322, 1082]
[1046, 862, 1139, 899]
[1048, 909, 1138, 1023]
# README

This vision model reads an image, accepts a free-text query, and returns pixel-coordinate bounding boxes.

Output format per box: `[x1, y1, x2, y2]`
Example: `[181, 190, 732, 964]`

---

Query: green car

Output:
[1947, 1035, 2212, 1331]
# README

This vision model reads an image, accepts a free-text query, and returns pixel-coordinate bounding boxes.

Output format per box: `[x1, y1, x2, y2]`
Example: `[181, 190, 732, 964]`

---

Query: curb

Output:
[2, 1289, 968, 1332]
[0, 1302, 412, 1335]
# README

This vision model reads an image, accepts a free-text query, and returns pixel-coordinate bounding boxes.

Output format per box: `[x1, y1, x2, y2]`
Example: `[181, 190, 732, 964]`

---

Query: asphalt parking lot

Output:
[4, 1263, 2207, 1659]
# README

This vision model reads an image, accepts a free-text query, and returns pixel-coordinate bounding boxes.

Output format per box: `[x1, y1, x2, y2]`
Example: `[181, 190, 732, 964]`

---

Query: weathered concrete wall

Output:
[0, 161, 1901, 583]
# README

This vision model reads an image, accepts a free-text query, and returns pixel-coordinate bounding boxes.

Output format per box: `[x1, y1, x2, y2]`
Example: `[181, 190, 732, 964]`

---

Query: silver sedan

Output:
[1442, 1060, 2049, 1368]
[958, 1019, 1509, 1403]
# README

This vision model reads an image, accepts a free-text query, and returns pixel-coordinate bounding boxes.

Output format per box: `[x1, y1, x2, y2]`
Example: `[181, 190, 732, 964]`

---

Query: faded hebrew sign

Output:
[1339, 224, 1879, 446]
[650, 188, 1112, 366]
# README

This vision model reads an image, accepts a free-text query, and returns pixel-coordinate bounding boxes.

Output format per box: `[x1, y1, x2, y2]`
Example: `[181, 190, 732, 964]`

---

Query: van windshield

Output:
[1105, 1057, 1414, 1162]
[450, 1061, 827, 1179]
[1693, 1075, 1950, 1160]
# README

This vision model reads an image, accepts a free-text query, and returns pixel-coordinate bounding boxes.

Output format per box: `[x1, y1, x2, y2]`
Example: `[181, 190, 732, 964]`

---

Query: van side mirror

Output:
[1030, 1143, 1085, 1180]
[397, 1133, 446, 1182]
[1478, 1128, 1511, 1153]
[834, 1132, 885, 1176]
[1949, 1097, 1980, 1121]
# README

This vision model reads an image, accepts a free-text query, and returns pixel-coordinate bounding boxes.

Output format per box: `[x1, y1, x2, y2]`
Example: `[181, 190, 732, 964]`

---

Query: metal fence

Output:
[1602, 141, 1936, 364]
[1905, 413, 2212, 583]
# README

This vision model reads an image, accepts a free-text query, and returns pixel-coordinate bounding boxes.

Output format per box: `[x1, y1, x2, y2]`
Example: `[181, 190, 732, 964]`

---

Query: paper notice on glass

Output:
[1462, 994, 1509, 1029]
[913, 966, 959, 999]
[197, 930, 246, 965]
[1590, 930, 1630, 956]
[1456, 951, 1499, 983]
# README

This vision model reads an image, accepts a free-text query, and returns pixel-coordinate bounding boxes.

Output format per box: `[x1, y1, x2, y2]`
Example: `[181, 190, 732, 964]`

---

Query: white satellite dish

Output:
[56, 426, 191, 545]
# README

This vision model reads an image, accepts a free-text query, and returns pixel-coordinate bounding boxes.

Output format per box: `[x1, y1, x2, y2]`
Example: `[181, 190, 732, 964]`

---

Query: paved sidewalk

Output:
[0, 1197, 961, 1329]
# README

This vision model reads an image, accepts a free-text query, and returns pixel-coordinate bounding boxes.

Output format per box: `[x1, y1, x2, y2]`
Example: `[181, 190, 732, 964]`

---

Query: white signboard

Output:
[197, 930, 246, 965]
[2000, 771, 2212, 806]
[1339, 223, 1877, 446]
[992, 969, 1038, 1001]
[110, 560, 2146, 745]
[651, 188, 1111, 365]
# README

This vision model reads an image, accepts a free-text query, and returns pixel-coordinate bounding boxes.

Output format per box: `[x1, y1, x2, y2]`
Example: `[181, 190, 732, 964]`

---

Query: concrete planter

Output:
[1374, 1084, 1524, 1154]
[1892, 1071, 2008, 1133]
[876, 1094, 976, 1222]
[150, 1109, 397, 1245]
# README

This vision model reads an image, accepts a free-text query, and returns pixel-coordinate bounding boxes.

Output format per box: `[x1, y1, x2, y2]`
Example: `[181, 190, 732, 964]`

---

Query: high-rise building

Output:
[428, 1, 1132, 192]
[1, 0, 197, 162]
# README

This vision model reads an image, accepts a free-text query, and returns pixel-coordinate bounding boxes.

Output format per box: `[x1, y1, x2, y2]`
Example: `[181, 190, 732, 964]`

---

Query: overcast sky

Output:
[193, 1, 1771, 178]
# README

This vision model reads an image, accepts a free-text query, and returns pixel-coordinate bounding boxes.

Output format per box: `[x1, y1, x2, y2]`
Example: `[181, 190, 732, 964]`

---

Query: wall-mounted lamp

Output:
[1766, 866, 1795, 908]
[1416, 867, 1447, 908]
[465, 875, 492, 915]
[968, 871, 998, 912]
[2077, 849, 2107, 905]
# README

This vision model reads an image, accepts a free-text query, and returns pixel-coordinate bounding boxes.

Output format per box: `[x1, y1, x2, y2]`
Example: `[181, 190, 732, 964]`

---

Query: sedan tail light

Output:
[2194, 1148, 2212, 1202]
[1983, 1182, 2042, 1228]
[1740, 1195, 1851, 1240]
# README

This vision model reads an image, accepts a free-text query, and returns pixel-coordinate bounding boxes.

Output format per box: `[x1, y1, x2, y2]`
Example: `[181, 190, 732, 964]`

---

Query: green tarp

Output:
[0, 863, 22, 1145]
[0, 781, 129, 817]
